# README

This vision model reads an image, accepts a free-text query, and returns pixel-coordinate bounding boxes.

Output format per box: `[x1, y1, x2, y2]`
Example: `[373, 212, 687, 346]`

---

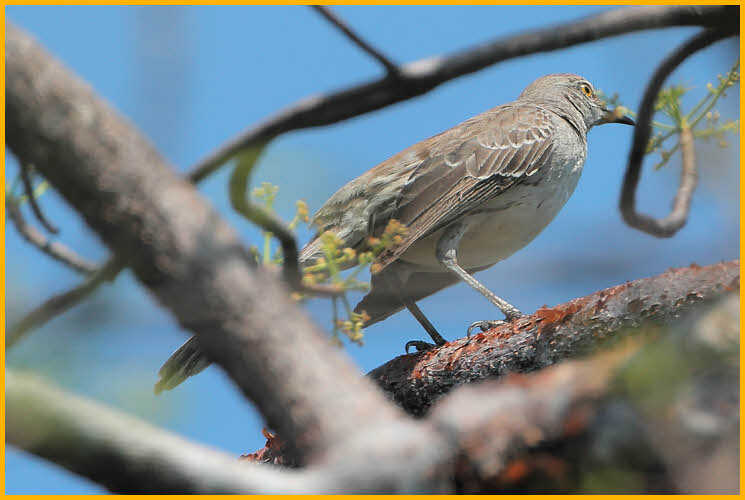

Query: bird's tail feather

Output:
[298, 233, 323, 264]
[154, 336, 211, 394]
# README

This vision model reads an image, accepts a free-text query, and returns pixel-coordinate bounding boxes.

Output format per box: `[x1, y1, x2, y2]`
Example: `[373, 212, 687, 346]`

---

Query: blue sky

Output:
[5, 6, 739, 494]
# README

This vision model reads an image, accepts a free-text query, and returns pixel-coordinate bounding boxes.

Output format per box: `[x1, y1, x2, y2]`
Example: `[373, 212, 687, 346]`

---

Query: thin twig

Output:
[311, 5, 399, 75]
[19, 163, 58, 234]
[228, 145, 301, 285]
[619, 27, 737, 237]
[186, 5, 733, 183]
[672, 127, 697, 217]
[6, 257, 123, 349]
[227, 148, 345, 297]
[6, 199, 98, 275]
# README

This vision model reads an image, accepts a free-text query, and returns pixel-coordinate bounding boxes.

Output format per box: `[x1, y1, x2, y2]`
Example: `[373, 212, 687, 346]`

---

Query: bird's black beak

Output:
[600, 107, 635, 126]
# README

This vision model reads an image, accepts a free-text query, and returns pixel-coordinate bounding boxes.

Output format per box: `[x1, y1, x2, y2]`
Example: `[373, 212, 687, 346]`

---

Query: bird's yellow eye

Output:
[580, 83, 594, 97]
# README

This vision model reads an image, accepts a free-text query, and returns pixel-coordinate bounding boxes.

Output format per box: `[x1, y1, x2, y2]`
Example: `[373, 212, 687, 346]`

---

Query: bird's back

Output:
[298, 103, 517, 265]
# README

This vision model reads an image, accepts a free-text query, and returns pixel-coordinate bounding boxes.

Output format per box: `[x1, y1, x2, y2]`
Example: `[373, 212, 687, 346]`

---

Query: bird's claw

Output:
[405, 340, 437, 353]
[466, 320, 506, 339]
[466, 311, 525, 340]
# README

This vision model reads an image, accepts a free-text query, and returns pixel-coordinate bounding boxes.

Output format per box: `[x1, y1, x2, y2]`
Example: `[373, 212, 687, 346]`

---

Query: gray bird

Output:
[155, 73, 633, 392]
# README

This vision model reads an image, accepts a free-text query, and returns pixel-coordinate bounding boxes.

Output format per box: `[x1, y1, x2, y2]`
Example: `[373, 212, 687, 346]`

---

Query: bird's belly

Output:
[457, 194, 566, 268]
[400, 164, 582, 271]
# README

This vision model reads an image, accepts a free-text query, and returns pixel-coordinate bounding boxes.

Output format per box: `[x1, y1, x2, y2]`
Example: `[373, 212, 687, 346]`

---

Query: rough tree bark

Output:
[369, 261, 739, 415]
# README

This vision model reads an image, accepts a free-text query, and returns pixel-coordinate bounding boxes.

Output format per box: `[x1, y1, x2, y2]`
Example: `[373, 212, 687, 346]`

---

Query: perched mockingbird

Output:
[155, 73, 633, 393]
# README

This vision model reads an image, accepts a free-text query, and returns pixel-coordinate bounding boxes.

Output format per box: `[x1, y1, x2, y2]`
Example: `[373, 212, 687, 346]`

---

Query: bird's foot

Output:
[405, 340, 439, 353]
[466, 311, 524, 340]
[466, 320, 505, 339]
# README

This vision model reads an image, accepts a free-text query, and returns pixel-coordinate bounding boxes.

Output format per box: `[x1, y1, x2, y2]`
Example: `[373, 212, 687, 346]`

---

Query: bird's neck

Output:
[520, 97, 590, 138]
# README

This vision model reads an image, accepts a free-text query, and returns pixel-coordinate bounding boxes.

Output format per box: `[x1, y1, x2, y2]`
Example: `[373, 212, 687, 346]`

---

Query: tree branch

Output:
[368, 260, 739, 415]
[6, 199, 98, 275]
[19, 162, 59, 234]
[249, 294, 738, 493]
[6, 24, 449, 481]
[6, 258, 122, 349]
[619, 26, 737, 237]
[311, 5, 399, 75]
[6, 369, 316, 494]
[5, 8, 739, 493]
[186, 5, 734, 183]
[429, 347, 641, 492]
[431, 294, 739, 493]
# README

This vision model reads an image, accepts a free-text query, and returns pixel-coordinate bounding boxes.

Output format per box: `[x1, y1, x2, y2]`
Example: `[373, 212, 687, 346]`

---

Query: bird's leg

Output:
[436, 220, 523, 336]
[402, 300, 447, 352]
[383, 271, 447, 352]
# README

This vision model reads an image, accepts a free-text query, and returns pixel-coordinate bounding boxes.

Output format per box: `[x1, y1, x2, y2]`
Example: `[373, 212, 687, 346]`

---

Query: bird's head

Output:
[519, 73, 634, 131]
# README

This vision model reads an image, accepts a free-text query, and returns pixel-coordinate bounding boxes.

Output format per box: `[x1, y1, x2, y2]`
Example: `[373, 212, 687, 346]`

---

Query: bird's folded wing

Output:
[375, 104, 556, 270]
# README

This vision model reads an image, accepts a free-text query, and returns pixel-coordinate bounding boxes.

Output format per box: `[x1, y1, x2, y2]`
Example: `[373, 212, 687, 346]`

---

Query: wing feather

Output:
[375, 104, 556, 270]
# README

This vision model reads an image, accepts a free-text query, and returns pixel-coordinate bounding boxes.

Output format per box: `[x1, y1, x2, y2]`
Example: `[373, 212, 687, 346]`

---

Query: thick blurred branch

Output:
[620, 26, 737, 237]
[436, 294, 739, 493]
[6, 370, 310, 494]
[5, 24, 447, 488]
[428, 347, 660, 493]
[369, 260, 739, 415]
[6, 199, 97, 275]
[187, 5, 733, 182]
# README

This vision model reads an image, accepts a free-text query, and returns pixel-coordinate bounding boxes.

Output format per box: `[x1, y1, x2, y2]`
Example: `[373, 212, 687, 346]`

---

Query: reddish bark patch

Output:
[534, 302, 581, 334]
[501, 459, 530, 482]
[495, 454, 569, 487]
[445, 346, 467, 371]
[410, 366, 426, 379]
[562, 404, 593, 437]
[241, 428, 288, 465]
[410, 350, 437, 378]
[726, 275, 740, 291]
